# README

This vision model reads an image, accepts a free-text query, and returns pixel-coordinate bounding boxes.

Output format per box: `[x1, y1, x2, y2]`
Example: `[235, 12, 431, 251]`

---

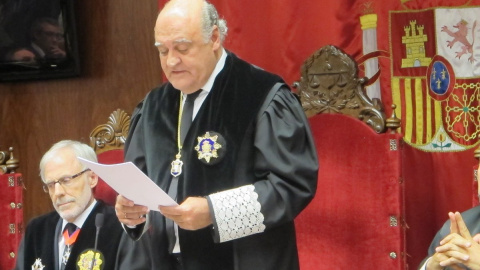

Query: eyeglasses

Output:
[42, 169, 91, 193]
[41, 30, 64, 40]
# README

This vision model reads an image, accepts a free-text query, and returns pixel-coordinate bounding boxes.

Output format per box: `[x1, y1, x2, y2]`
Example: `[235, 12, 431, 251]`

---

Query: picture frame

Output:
[0, 0, 80, 82]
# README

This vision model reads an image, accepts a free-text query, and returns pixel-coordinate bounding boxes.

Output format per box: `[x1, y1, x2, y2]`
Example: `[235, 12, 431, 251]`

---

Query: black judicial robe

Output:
[15, 200, 124, 270]
[419, 206, 480, 270]
[124, 51, 319, 270]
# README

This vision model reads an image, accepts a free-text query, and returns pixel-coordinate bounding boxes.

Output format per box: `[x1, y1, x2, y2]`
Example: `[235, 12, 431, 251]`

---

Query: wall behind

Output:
[0, 0, 162, 225]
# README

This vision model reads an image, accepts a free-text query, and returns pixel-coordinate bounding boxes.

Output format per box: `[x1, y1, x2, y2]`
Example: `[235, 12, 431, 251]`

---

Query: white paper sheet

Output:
[78, 157, 177, 210]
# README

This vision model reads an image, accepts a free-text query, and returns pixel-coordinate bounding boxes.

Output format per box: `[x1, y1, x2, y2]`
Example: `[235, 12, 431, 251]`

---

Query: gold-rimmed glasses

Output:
[42, 168, 91, 193]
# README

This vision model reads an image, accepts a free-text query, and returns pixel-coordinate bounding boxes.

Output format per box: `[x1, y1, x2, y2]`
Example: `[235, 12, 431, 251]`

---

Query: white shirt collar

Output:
[30, 42, 45, 57]
[182, 48, 227, 118]
[199, 48, 227, 94]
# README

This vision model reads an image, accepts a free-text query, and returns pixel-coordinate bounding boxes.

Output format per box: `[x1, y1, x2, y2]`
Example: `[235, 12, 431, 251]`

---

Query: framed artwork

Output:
[0, 0, 80, 82]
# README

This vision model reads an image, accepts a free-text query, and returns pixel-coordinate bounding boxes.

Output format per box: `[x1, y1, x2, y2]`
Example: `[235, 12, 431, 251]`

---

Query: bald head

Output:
[161, 0, 203, 16]
[157, 0, 227, 44]
[154, 0, 228, 93]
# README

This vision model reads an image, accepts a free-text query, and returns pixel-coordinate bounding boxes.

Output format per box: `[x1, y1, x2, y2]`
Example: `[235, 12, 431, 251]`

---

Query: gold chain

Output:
[176, 94, 184, 156]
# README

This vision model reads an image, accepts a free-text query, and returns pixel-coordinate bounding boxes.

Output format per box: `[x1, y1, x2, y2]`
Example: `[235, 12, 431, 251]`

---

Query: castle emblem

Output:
[401, 20, 432, 68]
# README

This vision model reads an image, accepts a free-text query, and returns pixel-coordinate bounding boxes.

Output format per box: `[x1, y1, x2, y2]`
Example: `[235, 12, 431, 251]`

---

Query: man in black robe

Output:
[14, 140, 125, 270]
[115, 0, 319, 269]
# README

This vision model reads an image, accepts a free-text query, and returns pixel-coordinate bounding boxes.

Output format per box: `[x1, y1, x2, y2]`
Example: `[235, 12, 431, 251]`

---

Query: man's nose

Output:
[53, 182, 66, 195]
[166, 52, 180, 67]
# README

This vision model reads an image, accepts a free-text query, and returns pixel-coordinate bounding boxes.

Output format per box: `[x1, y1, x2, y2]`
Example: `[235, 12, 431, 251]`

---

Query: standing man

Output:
[115, 0, 319, 269]
[15, 140, 125, 270]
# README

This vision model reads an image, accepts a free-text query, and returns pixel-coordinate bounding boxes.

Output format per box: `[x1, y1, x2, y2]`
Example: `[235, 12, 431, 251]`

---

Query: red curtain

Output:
[296, 114, 405, 269]
[157, 0, 480, 268]
[159, 0, 365, 89]
[0, 173, 23, 270]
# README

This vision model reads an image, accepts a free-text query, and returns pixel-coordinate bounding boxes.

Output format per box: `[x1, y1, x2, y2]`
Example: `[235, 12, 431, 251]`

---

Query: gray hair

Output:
[201, 1, 227, 43]
[30, 17, 61, 38]
[39, 140, 97, 182]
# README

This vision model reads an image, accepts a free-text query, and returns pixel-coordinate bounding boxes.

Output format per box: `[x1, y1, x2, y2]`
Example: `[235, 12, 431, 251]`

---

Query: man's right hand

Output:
[426, 252, 462, 270]
[426, 212, 474, 270]
[115, 194, 149, 227]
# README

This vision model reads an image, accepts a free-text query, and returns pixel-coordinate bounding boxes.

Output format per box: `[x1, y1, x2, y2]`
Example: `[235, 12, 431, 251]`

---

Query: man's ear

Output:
[211, 25, 221, 50]
[89, 171, 99, 188]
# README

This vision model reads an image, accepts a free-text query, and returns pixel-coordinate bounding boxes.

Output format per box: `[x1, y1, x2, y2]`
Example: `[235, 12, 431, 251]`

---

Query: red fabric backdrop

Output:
[158, 0, 480, 268]
[0, 173, 23, 270]
[93, 149, 123, 206]
[296, 114, 405, 269]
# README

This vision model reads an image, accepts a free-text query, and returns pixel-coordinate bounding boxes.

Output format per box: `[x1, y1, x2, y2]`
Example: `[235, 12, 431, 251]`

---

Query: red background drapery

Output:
[157, 0, 480, 268]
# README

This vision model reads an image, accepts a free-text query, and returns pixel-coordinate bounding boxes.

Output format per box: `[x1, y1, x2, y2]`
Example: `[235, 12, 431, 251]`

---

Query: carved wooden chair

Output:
[89, 109, 131, 206]
[294, 45, 406, 269]
[0, 147, 23, 270]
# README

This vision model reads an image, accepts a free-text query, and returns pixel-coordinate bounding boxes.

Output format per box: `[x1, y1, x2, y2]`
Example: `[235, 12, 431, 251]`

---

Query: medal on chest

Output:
[32, 258, 45, 270]
[171, 94, 186, 177]
[62, 248, 71, 265]
[171, 153, 183, 177]
[170, 92, 227, 175]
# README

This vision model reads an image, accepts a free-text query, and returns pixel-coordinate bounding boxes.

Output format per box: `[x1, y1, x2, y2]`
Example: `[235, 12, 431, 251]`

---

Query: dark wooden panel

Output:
[0, 0, 162, 225]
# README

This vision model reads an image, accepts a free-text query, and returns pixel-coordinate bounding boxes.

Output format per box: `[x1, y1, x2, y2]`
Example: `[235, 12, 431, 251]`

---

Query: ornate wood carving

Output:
[296, 45, 387, 133]
[386, 104, 401, 134]
[89, 109, 131, 154]
[0, 147, 19, 174]
[475, 145, 480, 161]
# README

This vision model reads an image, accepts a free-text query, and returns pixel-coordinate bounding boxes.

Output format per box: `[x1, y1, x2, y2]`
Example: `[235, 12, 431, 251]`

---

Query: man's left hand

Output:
[159, 197, 212, 230]
[436, 212, 480, 269]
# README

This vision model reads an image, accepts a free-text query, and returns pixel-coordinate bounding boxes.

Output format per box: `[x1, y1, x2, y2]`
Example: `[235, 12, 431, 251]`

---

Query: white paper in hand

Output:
[78, 157, 177, 210]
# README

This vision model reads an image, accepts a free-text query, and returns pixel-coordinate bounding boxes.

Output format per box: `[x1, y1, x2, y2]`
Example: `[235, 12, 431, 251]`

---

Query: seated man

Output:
[28, 17, 66, 63]
[419, 170, 480, 270]
[14, 140, 125, 270]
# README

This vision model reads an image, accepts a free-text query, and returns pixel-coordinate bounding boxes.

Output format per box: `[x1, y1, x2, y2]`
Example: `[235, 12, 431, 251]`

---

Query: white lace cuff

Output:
[209, 185, 265, 242]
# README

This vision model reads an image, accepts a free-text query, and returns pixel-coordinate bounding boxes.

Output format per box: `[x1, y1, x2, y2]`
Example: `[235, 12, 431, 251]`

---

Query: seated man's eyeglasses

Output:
[42, 168, 91, 193]
[41, 30, 64, 40]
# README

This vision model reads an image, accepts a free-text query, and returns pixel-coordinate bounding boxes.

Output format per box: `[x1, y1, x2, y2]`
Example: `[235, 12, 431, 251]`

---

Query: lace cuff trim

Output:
[210, 185, 265, 242]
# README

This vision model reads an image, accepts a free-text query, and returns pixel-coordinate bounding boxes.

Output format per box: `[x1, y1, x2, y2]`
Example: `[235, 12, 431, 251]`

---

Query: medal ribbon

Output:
[63, 228, 80, 246]
[176, 94, 184, 154]
[171, 90, 201, 177]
